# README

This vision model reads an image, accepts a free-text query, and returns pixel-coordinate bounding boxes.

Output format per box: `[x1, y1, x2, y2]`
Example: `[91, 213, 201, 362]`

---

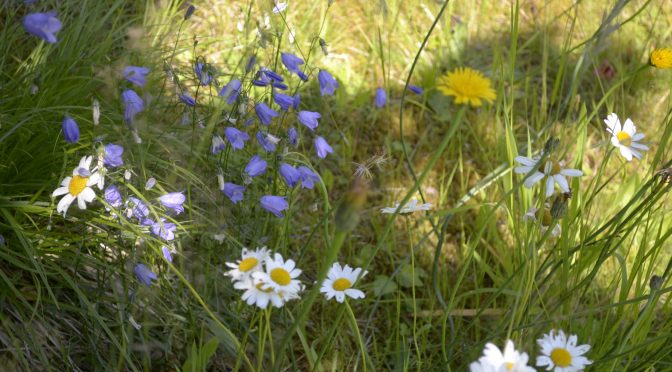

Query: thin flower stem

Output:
[345, 300, 368, 372]
[405, 217, 422, 365]
[272, 230, 346, 369]
[311, 306, 347, 372]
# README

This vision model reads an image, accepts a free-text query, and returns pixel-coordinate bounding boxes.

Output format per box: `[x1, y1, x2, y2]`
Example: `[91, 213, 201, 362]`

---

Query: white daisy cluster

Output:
[470, 330, 592, 372]
[226, 249, 368, 307]
[226, 248, 303, 309]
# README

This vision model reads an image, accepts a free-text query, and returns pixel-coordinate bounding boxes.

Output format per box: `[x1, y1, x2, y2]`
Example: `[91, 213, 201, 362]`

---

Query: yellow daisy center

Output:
[238, 257, 258, 272]
[436, 67, 496, 107]
[332, 278, 352, 291]
[255, 283, 274, 293]
[550, 347, 572, 368]
[551, 162, 562, 175]
[270, 268, 291, 286]
[650, 48, 672, 69]
[616, 131, 632, 146]
[68, 175, 89, 196]
[504, 362, 514, 371]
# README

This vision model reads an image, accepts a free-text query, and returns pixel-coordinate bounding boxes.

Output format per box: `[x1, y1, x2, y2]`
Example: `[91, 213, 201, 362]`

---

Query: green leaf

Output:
[397, 264, 426, 288]
[372, 275, 398, 296]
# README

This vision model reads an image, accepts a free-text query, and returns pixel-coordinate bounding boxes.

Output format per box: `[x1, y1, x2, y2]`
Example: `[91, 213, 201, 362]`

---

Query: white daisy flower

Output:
[542, 161, 583, 198]
[514, 156, 582, 198]
[380, 198, 432, 214]
[51, 156, 101, 217]
[225, 247, 270, 287]
[524, 206, 561, 237]
[253, 253, 303, 295]
[239, 277, 298, 309]
[469, 340, 536, 372]
[536, 329, 592, 372]
[604, 113, 649, 161]
[320, 262, 367, 303]
[514, 155, 546, 188]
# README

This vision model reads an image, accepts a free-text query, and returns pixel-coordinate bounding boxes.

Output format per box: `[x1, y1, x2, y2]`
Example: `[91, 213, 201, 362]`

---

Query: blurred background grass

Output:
[2, 0, 672, 370]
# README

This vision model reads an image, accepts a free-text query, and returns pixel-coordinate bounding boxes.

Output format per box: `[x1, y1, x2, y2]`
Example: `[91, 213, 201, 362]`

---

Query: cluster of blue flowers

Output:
[167, 46, 342, 219]
[24, 8, 186, 287]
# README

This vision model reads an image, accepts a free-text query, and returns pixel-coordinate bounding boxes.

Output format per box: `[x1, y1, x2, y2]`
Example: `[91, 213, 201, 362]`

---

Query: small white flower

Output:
[128, 315, 142, 330]
[124, 169, 132, 181]
[536, 329, 592, 372]
[253, 253, 303, 295]
[92, 99, 100, 125]
[51, 156, 101, 217]
[381, 198, 432, 214]
[514, 156, 582, 198]
[266, 133, 281, 145]
[131, 128, 142, 144]
[145, 177, 156, 190]
[272, 2, 288, 13]
[525, 206, 561, 237]
[469, 340, 536, 372]
[225, 247, 270, 286]
[604, 113, 649, 161]
[320, 263, 367, 303]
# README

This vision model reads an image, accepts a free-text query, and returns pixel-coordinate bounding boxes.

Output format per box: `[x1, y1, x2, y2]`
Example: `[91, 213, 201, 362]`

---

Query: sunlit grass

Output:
[2, 0, 672, 370]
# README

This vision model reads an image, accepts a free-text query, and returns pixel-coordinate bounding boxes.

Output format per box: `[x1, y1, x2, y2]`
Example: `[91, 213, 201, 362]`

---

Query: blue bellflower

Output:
[288, 127, 298, 147]
[375, 87, 386, 108]
[408, 85, 424, 95]
[260, 195, 289, 218]
[159, 192, 186, 214]
[256, 131, 277, 152]
[224, 127, 250, 150]
[245, 155, 268, 178]
[211, 135, 226, 155]
[194, 62, 213, 86]
[122, 89, 144, 123]
[162, 246, 173, 262]
[62, 116, 79, 143]
[293, 93, 301, 110]
[219, 79, 241, 104]
[179, 94, 196, 107]
[255, 102, 279, 125]
[104, 185, 123, 208]
[134, 264, 157, 286]
[314, 136, 334, 159]
[281, 52, 308, 81]
[104, 144, 124, 167]
[279, 163, 301, 187]
[23, 12, 62, 44]
[123, 66, 150, 87]
[127, 197, 149, 220]
[318, 70, 339, 96]
[298, 111, 321, 131]
[274, 93, 294, 111]
[223, 182, 245, 204]
[253, 68, 284, 87]
[245, 55, 257, 73]
[149, 218, 177, 241]
[298, 166, 320, 189]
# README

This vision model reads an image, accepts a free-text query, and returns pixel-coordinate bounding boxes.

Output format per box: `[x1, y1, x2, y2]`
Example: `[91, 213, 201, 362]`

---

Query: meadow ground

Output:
[2, 0, 672, 370]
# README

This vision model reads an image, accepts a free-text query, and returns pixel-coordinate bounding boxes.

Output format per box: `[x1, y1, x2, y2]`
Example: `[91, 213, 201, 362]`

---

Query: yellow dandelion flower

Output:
[650, 48, 672, 69]
[436, 67, 496, 107]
